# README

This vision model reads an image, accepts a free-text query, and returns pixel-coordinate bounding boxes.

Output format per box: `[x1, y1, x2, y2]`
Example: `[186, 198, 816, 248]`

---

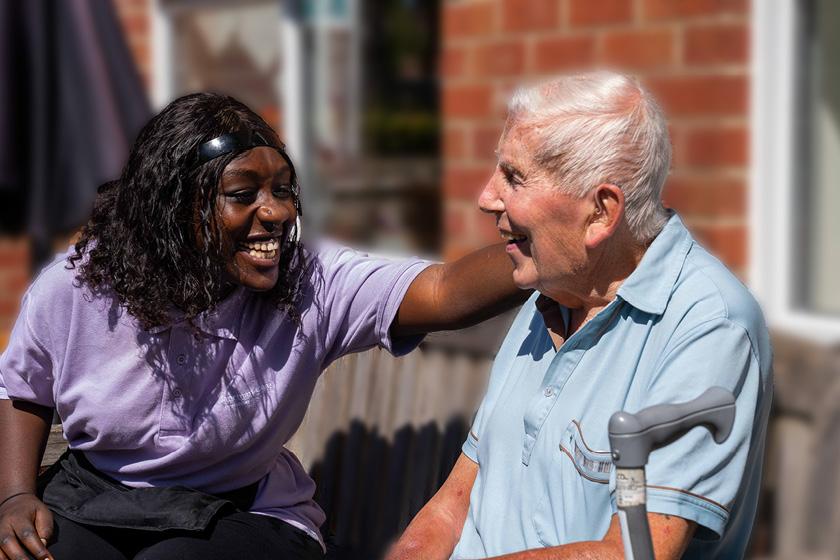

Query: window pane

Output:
[170, 2, 283, 130]
[803, 0, 840, 315]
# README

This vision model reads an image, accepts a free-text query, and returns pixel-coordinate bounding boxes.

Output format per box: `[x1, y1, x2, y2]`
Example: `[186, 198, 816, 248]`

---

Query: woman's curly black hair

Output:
[68, 92, 308, 329]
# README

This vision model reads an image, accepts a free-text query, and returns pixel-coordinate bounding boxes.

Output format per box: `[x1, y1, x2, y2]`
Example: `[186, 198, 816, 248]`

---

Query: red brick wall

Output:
[441, 0, 750, 274]
[0, 0, 152, 350]
[113, 0, 153, 88]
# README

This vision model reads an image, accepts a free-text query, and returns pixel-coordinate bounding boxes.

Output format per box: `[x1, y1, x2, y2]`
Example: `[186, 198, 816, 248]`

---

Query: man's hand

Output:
[0, 493, 54, 560]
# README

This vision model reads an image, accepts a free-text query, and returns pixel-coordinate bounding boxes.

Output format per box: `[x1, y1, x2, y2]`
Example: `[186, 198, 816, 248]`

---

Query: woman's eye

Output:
[228, 190, 257, 203]
[273, 185, 293, 199]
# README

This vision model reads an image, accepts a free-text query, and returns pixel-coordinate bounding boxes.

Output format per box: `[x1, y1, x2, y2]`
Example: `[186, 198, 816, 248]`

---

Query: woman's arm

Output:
[0, 398, 54, 560]
[392, 243, 529, 336]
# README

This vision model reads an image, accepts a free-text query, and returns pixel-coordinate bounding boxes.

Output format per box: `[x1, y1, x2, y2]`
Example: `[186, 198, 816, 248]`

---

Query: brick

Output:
[443, 166, 492, 200]
[662, 176, 746, 218]
[114, 0, 149, 14]
[445, 205, 470, 238]
[444, 2, 495, 39]
[501, 0, 560, 32]
[443, 84, 494, 119]
[689, 223, 746, 268]
[0, 238, 29, 267]
[569, 0, 633, 26]
[685, 23, 749, 65]
[0, 267, 29, 296]
[473, 125, 504, 159]
[476, 41, 526, 77]
[533, 35, 596, 72]
[683, 127, 748, 167]
[602, 29, 675, 69]
[648, 75, 747, 116]
[643, 0, 747, 21]
[127, 41, 151, 74]
[444, 127, 468, 159]
[0, 300, 21, 319]
[119, 12, 148, 36]
[441, 46, 467, 78]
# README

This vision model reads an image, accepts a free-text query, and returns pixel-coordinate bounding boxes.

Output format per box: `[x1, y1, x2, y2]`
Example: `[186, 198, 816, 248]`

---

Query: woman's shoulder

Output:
[26, 250, 83, 303]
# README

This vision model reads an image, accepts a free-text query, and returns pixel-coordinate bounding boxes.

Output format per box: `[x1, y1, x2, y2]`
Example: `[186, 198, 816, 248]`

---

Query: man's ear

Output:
[584, 183, 624, 249]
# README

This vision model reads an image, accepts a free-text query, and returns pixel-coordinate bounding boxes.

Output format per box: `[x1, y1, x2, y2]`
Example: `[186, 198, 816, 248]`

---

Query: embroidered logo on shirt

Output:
[222, 383, 275, 406]
[560, 420, 613, 483]
[573, 442, 613, 474]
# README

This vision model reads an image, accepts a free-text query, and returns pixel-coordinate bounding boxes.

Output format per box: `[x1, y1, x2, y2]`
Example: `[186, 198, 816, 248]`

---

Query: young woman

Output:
[0, 93, 524, 560]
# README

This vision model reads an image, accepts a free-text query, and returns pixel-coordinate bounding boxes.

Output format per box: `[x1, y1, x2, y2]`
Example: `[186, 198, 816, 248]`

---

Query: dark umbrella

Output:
[0, 0, 150, 269]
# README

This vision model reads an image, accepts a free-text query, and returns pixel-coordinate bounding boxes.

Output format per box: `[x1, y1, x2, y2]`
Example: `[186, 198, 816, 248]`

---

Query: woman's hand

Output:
[392, 243, 531, 336]
[0, 492, 54, 560]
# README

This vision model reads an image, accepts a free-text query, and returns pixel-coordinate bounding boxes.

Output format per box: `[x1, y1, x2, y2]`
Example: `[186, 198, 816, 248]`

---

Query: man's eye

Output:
[502, 170, 522, 187]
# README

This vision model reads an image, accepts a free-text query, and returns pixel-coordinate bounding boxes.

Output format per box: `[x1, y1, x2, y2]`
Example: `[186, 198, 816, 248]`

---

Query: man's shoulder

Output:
[664, 241, 770, 365]
[672, 243, 766, 335]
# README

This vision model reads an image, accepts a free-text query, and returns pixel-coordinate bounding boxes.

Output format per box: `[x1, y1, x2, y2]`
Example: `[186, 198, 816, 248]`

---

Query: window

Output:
[796, 0, 840, 315]
[152, 0, 441, 255]
[752, 0, 840, 341]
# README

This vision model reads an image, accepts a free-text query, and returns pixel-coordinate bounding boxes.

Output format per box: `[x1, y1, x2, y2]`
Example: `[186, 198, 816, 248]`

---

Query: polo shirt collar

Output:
[616, 212, 693, 315]
[145, 287, 248, 340]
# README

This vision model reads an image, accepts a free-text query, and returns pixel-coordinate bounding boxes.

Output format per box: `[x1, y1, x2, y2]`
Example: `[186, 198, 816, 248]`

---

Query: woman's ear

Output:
[584, 183, 624, 249]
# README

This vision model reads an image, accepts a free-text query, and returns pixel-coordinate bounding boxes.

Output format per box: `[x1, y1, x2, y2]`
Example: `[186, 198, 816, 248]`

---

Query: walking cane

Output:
[608, 387, 736, 560]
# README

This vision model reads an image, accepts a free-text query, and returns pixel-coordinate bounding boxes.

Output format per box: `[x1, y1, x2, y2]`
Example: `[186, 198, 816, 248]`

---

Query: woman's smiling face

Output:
[216, 146, 297, 292]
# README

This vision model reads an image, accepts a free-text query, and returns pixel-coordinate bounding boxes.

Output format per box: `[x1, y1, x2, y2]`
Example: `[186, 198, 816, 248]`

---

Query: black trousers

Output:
[47, 510, 325, 560]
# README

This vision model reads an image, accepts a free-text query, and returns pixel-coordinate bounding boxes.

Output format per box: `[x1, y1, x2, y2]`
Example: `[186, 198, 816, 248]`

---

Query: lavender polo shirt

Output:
[0, 241, 431, 545]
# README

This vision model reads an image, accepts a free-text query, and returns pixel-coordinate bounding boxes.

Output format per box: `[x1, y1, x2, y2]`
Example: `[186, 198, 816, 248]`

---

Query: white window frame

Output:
[148, 0, 307, 168]
[751, 0, 840, 345]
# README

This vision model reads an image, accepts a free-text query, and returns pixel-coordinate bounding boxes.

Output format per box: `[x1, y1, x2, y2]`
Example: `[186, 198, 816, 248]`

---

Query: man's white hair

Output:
[507, 71, 671, 242]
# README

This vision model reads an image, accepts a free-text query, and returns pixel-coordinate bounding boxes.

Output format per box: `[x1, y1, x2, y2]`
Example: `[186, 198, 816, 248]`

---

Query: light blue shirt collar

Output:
[617, 212, 693, 315]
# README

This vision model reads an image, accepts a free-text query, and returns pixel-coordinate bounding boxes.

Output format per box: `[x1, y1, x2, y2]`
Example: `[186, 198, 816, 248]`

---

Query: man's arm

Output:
[482, 514, 695, 560]
[386, 453, 478, 560]
[392, 243, 530, 336]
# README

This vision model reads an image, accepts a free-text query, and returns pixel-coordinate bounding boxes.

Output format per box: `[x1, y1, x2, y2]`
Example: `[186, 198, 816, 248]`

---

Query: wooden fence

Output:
[40, 317, 840, 559]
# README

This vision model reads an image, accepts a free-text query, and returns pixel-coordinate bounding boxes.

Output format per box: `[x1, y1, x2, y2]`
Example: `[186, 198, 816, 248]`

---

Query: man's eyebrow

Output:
[498, 160, 522, 177]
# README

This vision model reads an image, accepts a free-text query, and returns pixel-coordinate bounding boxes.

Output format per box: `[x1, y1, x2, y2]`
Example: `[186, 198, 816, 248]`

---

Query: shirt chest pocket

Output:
[560, 420, 613, 484]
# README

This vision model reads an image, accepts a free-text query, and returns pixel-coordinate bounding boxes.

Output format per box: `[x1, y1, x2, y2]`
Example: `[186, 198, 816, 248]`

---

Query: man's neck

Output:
[543, 233, 648, 342]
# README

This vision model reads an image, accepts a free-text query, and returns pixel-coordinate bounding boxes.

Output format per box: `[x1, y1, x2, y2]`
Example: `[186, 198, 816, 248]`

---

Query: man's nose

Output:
[478, 177, 504, 214]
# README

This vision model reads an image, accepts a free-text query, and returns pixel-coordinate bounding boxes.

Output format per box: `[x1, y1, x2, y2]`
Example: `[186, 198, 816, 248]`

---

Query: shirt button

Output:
[544, 386, 554, 397]
[172, 388, 183, 398]
[176, 354, 187, 365]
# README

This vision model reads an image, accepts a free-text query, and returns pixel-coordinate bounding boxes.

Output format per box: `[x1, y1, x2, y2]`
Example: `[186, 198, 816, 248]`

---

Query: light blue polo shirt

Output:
[452, 213, 773, 559]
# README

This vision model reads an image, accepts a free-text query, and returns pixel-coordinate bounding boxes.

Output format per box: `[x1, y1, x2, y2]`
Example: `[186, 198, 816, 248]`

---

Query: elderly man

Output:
[387, 72, 772, 559]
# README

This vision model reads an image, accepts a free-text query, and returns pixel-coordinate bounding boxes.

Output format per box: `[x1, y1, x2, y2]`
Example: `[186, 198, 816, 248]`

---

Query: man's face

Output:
[216, 146, 297, 292]
[477, 124, 593, 298]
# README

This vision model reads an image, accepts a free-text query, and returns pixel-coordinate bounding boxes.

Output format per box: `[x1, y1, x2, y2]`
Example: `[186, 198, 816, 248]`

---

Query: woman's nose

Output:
[256, 200, 292, 227]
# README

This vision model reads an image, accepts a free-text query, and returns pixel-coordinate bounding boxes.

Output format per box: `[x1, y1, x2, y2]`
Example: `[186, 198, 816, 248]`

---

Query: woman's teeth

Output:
[241, 239, 279, 260]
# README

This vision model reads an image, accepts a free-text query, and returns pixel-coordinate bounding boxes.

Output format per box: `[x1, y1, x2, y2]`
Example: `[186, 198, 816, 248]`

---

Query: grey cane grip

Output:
[608, 387, 736, 469]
